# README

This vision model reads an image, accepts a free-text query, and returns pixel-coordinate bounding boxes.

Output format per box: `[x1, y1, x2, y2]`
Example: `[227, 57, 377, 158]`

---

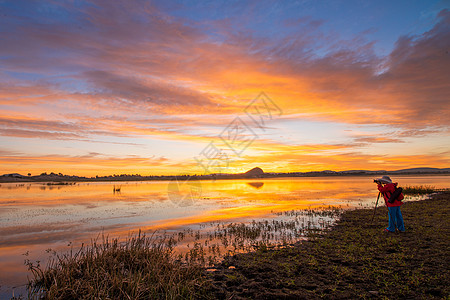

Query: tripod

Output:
[371, 191, 381, 222]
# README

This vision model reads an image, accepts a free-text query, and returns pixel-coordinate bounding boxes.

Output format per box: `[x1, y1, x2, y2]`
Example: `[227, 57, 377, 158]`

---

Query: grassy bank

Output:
[25, 191, 449, 299]
[25, 233, 211, 299]
[207, 191, 450, 299]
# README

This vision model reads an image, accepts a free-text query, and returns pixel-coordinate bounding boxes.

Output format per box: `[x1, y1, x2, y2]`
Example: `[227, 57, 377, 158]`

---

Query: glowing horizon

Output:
[0, 1, 449, 176]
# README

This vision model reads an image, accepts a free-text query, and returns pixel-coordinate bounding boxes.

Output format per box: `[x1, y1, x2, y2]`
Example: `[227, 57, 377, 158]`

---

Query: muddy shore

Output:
[205, 192, 450, 299]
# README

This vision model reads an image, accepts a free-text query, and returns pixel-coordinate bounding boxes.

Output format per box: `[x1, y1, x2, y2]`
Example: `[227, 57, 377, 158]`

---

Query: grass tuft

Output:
[402, 185, 436, 195]
[26, 232, 210, 299]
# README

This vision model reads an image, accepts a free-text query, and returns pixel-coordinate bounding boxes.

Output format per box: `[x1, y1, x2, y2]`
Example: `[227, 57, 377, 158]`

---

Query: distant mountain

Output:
[0, 173, 32, 182]
[333, 168, 450, 175]
[391, 167, 450, 173]
[244, 167, 264, 177]
[2, 173, 27, 178]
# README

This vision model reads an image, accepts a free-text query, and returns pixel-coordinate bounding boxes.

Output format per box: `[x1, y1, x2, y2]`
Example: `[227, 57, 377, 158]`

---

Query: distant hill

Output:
[1, 167, 449, 183]
[244, 167, 264, 177]
[335, 168, 450, 175]
[0, 173, 32, 181]
[340, 170, 377, 174]
[3, 173, 26, 178]
[392, 167, 450, 173]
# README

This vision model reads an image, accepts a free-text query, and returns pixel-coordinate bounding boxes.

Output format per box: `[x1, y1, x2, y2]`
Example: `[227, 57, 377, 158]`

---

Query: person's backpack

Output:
[388, 187, 404, 203]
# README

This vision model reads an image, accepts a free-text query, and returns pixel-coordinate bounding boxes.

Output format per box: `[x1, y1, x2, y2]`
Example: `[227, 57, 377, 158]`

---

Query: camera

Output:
[373, 179, 380, 184]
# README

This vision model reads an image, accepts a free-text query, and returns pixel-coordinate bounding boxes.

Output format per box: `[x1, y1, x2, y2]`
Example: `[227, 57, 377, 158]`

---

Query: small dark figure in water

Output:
[113, 185, 121, 193]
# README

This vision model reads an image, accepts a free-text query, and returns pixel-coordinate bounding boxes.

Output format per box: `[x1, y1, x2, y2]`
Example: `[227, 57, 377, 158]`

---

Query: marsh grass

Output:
[25, 206, 344, 299]
[402, 185, 436, 195]
[174, 205, 343, 264]
[26, 232, 210, 299]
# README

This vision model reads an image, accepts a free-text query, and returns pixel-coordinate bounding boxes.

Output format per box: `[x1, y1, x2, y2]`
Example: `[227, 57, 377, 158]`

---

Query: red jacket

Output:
[377, 183, 404, 207]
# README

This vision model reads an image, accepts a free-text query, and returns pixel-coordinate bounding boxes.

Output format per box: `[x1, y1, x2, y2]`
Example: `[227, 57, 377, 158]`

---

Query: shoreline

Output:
[1, 172, 450, 184]
[205, 191, 450, 299]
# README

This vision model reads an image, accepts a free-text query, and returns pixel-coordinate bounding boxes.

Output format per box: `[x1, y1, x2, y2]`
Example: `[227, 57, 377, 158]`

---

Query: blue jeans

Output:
[387, 206, 405, 232]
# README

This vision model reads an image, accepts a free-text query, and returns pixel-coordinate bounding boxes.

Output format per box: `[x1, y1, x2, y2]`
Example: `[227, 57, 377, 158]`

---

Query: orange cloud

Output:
[0, 2, 449, 175]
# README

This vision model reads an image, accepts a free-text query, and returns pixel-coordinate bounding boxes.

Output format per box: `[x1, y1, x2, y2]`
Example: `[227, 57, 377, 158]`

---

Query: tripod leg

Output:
[371, 192, 381, 222]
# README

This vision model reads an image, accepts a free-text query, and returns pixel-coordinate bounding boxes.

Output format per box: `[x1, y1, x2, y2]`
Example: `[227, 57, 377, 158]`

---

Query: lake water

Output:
[0, 175, 448, 298]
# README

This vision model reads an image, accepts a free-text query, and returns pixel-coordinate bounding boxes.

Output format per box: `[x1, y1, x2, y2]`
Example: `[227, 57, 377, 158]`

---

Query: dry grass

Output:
[402, 185, 436, 195]
[26, 232, 210, 299]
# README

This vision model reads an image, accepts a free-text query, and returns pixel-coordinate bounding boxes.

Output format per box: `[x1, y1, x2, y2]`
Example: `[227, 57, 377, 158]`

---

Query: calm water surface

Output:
[0, 175, 448, 297]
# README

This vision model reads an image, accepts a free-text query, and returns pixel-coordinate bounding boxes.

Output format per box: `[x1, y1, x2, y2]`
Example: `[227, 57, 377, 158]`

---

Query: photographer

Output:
[374, 175, 405, 233]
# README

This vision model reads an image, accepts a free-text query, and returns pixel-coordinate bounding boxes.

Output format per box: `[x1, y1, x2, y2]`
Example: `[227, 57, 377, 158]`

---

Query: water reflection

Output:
[246, 182, 264, 189]
[0, 175, 449, 297]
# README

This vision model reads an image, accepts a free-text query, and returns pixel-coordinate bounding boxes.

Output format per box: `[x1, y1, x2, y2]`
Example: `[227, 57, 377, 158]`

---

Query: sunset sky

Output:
[0, 0, 449, 176]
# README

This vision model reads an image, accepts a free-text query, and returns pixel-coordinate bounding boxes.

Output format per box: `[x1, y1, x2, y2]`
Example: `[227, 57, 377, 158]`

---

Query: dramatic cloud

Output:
[0, 1, 448, 174]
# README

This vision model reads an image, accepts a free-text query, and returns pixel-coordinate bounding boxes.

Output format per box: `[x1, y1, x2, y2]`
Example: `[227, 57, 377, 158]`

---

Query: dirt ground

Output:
[205, 192, 450, 299]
